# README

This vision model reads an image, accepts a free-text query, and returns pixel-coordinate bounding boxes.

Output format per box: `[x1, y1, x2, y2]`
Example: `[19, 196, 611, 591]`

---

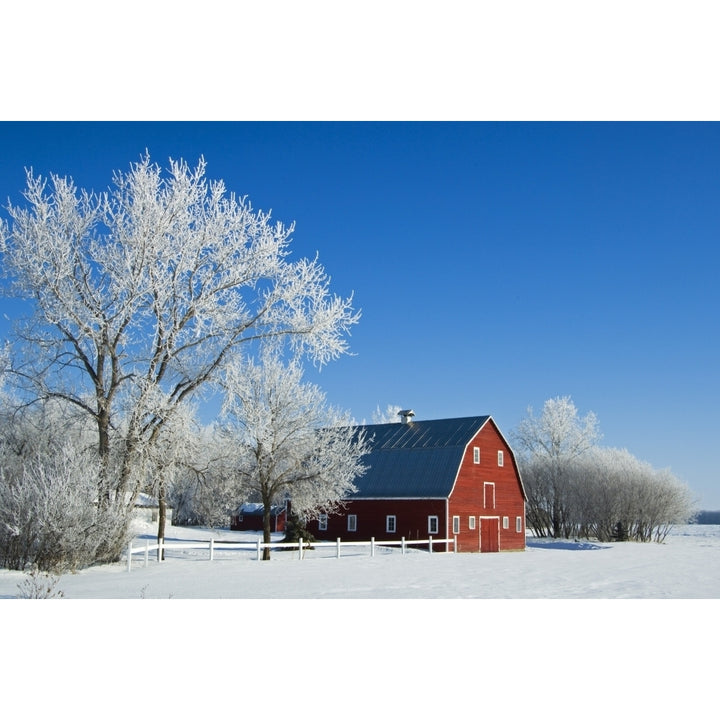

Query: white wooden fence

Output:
[126, 535, 457, 571]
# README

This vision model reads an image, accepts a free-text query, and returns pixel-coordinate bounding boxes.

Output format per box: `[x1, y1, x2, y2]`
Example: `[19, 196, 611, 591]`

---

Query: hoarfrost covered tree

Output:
[565, 447, 695, 542]
[141, 401, 202, 551]
[0, 154, 359, 563]
[220, 350, 369, 559]
[0, 399, 128, 569]
[167, 423, 242, 529]
[371, 403, 403, 424]
[514, 397, 695, 541]
[0, 442, 126, 572]
[513, 396, 600, 537]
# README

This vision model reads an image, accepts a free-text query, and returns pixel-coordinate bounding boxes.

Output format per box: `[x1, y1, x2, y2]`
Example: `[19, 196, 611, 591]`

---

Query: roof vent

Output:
[398, 409, 415, 424]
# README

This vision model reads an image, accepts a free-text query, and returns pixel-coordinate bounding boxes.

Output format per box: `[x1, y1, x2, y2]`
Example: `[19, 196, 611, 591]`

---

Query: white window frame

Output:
[484, 482, 496, 509]
[428, 515, 439, 535]
[386, 515, 397, 533]
[318, 514, 328, 531]
[473, 447, 480, 464]
[497, 450, 504, 467]
[452, 516, 460, 534]
[469, 516, 476, 530]
[503, 516, 509, 530]
[347, 514, 357, 532]
[516, 516, 523, 533]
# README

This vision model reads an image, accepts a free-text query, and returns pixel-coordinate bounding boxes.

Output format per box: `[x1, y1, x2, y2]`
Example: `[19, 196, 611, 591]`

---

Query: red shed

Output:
[307, 413, 526, 552]
[230, 503, 287, 533]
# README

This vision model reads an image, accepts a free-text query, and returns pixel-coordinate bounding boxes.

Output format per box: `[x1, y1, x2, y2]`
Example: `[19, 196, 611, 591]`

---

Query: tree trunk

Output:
[157, 478, 167, 561]
[262, 503, 272, 561]
[96, 403, 113, 508]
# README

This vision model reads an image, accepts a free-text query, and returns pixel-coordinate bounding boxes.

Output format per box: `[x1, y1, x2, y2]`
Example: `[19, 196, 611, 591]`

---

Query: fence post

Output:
[454, 537, 457, 553]
[127, 541, 133, 572]
[371, 537, 375, 557]
[144, 539, 149, 567]
[209, 538, 214, 561]
[336, 538, 341, 559]
[299, 537, 303, 560]
[428, 536, 433, 554]
[257, 538, 262, 561]
[401, 537, 406, 555]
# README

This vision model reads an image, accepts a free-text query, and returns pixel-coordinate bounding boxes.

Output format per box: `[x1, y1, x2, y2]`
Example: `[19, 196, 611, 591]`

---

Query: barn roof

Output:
[350, 416, 492, 499]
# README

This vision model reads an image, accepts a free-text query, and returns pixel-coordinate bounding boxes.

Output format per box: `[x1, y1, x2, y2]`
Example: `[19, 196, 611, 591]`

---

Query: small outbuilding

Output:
[230, 503, 287, 533]
[306, 413, 526, 552]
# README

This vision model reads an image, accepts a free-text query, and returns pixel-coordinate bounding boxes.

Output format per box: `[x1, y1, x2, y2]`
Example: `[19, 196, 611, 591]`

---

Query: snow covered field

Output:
[2, 520, 718, 599]
[3, 523, 718, 716]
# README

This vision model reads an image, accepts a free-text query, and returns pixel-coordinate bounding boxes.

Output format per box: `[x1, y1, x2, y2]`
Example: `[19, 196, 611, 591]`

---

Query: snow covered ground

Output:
[2, 519, 717, 600]
[2, 522, 718, 716]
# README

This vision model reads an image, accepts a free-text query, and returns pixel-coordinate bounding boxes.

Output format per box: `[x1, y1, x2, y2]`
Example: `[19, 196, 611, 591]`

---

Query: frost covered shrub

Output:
[0, 446, 130, 572]
[16, 569, 64, 599]
[520, 446, 696, 542]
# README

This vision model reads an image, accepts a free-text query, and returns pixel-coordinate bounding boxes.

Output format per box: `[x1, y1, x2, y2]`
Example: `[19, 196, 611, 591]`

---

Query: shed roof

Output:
[350, 416, 492, 499]
[235, 503, 286, 517]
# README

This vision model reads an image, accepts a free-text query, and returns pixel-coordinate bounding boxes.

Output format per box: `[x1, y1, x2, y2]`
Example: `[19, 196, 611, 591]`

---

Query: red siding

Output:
[448, 420, 525, 552]
[309, 499, 448, 550]
[230, 511, 286, 532]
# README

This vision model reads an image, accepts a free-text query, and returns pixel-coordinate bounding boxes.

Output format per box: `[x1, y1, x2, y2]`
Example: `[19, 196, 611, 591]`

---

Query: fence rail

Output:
[126, 535, 457, 571]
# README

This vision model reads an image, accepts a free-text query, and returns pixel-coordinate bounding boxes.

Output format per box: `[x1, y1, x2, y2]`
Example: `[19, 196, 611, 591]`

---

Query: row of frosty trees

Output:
[513, 396, 695, 542]
[0, 155, 370, 571]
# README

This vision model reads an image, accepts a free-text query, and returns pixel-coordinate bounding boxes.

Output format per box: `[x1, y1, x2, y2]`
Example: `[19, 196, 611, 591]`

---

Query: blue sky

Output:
[0, 122, 718, 508]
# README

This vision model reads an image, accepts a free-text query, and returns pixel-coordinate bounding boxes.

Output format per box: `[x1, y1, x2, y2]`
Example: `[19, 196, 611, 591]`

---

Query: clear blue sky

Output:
[0, 122, 718, 508]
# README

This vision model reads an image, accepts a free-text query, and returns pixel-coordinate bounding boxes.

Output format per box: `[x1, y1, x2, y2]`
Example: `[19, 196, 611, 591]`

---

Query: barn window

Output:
[516, 516, 523, 533]
[469, 516, 476, 530]
[347, 514, 357, 532]
[386, 515, 396, 533]
[473, 447, 480, 464]
[428, 516, 439, 534]
[503, 516, 509, 529]
[452, 516, 460, 534]
[497, 450, 504, 466]
[484, 482, 495, 509]
[318, 514, 328, 531]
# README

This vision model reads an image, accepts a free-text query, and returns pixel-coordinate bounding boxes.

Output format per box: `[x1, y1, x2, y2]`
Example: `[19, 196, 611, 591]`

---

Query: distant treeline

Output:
[692, 511, 720, 524]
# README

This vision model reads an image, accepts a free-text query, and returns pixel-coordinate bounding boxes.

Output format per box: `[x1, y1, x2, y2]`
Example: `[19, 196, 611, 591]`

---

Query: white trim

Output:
[483, 481, 496, 509]
[456, 416, 528, 502]
[503, 516, 509, 529]
[516, 516, 523, 533]
[473, 446, 480, 464]
[469, 516, 476, 530]
[497, 450, 504, 467]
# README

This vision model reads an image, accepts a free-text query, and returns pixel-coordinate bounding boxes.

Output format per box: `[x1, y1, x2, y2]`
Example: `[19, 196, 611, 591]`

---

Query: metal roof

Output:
[350, 416, 491, 498]
[235, 503, 285, 516]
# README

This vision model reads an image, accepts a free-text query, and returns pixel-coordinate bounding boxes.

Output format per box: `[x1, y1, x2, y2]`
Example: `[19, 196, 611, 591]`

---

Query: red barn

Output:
[307, 413, 526, 552]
